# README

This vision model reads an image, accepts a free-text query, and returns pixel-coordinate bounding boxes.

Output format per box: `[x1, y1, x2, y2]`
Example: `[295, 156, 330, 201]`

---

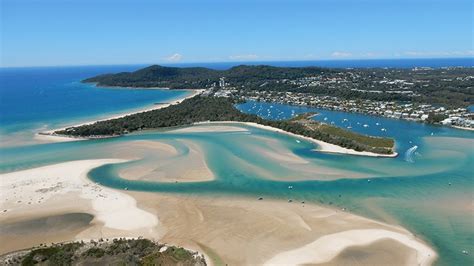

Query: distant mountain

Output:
[83, 64, 328, 89]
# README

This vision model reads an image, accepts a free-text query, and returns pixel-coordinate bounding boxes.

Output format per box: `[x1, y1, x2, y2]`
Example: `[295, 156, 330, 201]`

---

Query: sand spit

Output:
[263, 229, 436, 266]
[193, 121, 398, 158]
[36, 89, 204, 142]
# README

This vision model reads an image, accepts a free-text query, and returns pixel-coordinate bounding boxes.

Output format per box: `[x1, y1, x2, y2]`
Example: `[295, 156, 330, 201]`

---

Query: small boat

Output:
[296, 140, 301, 143]
[376, 122, 380, 126]
[258, 197, 263, 200]
[324, 117, 328, 121]
[347, 126, 352, 129]
[363, 124, 369, 128]
[381, 128, 387, 131]
[288, 185, 293, 189]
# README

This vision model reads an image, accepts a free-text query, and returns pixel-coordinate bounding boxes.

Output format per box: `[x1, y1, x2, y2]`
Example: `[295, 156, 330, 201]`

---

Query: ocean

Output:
[168, 57, 474, 69]
[0, 65, 190, 146]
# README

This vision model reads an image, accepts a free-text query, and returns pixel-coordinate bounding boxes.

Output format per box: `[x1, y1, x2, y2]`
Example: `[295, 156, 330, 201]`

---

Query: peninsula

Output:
[55, 96, 396, 156]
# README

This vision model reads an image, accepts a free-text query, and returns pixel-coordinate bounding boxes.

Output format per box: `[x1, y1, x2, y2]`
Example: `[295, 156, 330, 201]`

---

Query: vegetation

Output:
[2, 238, 206, 266]
[84, 64, 474, 107]
[56, 96, 395, 154]
[426, 112, 448, 124]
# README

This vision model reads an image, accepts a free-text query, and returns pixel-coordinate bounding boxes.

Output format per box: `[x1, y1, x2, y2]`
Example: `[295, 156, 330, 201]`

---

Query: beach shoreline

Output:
[193, 121, 398, 158]
[35, 89, 204, 141]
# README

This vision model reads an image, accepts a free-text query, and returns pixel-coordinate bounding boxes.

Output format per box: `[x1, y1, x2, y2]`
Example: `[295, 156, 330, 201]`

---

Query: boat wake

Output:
[404, 145, 418, 163]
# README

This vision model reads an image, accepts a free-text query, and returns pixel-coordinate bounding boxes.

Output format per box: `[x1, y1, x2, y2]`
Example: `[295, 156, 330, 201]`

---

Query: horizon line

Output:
[1, 56, 473, 69]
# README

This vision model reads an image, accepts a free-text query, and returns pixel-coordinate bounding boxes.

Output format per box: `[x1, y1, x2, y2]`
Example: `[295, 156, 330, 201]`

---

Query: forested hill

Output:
[56, 96, 395, 155]
[83, 64, 328, 89]
[84, 64, 474, 107]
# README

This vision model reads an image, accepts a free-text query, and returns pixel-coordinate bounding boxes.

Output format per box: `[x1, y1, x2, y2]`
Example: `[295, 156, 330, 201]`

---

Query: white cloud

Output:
[360, 52, 377, 57]
[165, 53, 183, 62]
[229, 54, 259, 60]
[331, 51, 352, 58]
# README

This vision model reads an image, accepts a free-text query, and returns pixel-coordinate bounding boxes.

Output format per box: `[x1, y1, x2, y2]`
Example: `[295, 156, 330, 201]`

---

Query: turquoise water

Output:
[0, 66, 190, 146]
[1, 66, 473, 265]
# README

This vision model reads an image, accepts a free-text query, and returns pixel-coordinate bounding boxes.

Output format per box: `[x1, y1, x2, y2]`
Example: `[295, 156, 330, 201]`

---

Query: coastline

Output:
[38, 117, 397, 158]
[193, 121, 398, 158]
[35, 89, 204, 141]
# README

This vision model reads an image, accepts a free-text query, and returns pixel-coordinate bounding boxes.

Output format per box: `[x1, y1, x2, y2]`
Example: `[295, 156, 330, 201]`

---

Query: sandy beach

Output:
[35, 89, 204, 142]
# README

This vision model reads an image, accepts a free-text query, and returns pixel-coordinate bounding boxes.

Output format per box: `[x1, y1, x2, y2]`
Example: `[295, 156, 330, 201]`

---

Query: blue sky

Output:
[1, 0, 473, 67]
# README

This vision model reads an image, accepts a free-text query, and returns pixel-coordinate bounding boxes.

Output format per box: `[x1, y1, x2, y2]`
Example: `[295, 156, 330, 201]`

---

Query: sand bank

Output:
[107, 140, 215, 183]
[128, 192, 437, 266]
[1, 164, 437, 265]
[263, 229, 436, 266]
[193, 121, 398, 157]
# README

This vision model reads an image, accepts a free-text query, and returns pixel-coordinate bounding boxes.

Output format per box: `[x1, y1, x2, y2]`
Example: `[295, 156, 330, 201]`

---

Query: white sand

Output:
[193, 121, 398, 158]
[264, 229, 436, 266]
[170, 125, 249, 133]
[0, 160, 158, 231]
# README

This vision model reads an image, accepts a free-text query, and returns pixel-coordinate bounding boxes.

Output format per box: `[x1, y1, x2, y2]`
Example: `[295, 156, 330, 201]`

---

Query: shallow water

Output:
[1, 69, 473, 265]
